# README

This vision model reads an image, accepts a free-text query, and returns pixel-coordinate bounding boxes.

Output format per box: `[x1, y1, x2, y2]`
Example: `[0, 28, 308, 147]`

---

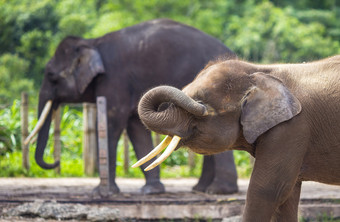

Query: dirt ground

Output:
[0, 178, 339, 221]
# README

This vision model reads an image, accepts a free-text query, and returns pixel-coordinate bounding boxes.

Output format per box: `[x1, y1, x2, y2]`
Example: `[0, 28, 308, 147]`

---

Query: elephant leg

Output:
[243, 147, 305, 220]
[272, 181, 302, 222]
[93, 121, 122, 195]
[244, 177, 301, 222]
[193, 151, 238, 194]
[192, 155, 215, 192]
[241, 121, 308, 221]
[205, 151, 238, 194]
[243, 162, 303, 222]
[106, 123, 123, 194]
[127, 114, 165, 194]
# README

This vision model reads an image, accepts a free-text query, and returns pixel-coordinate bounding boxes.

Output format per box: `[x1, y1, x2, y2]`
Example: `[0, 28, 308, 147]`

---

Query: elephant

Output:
[25, 18, 239, 195]
[136, 55, 340, 221]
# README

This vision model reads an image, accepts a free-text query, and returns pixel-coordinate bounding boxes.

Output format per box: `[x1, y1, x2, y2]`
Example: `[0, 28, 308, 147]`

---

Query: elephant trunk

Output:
[138, 85, 207, 135]
[34, 96, 60, 169]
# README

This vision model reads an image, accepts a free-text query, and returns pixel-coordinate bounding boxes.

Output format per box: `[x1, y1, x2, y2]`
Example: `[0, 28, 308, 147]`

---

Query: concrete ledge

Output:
[0, 178, 339, 221]
[2, 200, 339, 221]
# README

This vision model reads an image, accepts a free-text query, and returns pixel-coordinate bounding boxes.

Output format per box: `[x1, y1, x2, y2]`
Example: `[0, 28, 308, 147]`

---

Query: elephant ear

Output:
[240, 72, 301, 144]
[75, 47, 105, 94]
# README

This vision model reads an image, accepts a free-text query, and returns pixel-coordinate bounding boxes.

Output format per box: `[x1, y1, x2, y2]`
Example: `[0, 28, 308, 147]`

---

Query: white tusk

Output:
[132, 135, 172, 168]
[24, 100, 52, 145]
[30, 136, 38, 144]
[144, 135, 181, 171]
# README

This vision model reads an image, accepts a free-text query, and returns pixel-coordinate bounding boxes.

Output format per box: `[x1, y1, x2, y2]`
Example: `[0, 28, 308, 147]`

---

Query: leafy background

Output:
[0, 0, 339, 178]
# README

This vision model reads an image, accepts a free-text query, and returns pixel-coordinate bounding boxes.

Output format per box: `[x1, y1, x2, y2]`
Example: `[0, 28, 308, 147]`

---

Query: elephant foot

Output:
[141, 180, 165, 195]
[92, 183, 120, 197]
[192, 182, 208, 193]
[205, 180, 238, 195]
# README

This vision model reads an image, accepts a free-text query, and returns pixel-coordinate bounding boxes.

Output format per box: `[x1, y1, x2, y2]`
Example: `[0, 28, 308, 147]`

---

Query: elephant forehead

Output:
[184, 74, 247, 101]
[183, 67, 225, 96]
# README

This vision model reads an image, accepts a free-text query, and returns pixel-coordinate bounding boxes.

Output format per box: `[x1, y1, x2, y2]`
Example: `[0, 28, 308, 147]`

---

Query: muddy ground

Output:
[0, 178, 339, 221]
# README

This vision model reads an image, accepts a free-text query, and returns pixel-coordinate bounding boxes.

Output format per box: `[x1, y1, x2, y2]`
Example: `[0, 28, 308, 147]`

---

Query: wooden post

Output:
[83, 103, 97, 176]
[21, 92, 29, 170]
[96, 97, 109, 195]
[53, 107, 61, 174]
[123, 130, 130, 175]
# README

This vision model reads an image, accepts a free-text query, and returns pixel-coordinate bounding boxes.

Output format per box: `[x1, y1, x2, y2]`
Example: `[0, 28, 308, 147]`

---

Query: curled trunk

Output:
[138, 85, 207, 135]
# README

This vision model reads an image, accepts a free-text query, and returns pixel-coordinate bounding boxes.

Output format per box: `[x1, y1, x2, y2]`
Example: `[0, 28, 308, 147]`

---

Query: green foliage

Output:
[88, 12, 134, 38]
[58, 15, 88, 37]
[1, 0, 339, 178]
[59, 106, 83, 158]
[271, 0, 338, 10]
[1, 0, 339, 105]
[0, 54, 34, 104]
[0, 100, 22, 155]
[224, 2, 340, 62]
[234, 151, 253, 177]
[0, 102, 84, 177]
[0, 150, 84, 177]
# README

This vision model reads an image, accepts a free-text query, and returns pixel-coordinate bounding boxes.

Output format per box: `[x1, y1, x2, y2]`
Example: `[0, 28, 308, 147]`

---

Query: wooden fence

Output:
[83, 103, 97, 175]
[20, 94, 195, 176]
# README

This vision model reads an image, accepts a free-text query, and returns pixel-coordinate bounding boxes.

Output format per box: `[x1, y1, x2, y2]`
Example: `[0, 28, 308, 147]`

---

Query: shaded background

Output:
[1, 0, 339, 178]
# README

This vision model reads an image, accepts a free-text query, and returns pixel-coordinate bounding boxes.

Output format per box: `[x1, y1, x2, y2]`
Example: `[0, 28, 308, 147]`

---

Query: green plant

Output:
[234, 150, 253, 178]
[0, 100, 21, 155]
[0, 103, 85, 177]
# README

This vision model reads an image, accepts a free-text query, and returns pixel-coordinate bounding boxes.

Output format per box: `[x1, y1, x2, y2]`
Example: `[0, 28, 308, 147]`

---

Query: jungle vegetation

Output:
[1, 0, 339, 177]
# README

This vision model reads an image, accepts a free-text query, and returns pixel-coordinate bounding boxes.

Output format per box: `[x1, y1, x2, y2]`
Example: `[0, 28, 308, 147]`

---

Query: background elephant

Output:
[137, 56, 340, 220]
[28, 18, 238, 194]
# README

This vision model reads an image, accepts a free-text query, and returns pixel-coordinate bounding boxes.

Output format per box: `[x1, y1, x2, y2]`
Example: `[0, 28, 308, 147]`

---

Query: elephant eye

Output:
[47, 72, 58, 82]
[75, 57, 81, 67]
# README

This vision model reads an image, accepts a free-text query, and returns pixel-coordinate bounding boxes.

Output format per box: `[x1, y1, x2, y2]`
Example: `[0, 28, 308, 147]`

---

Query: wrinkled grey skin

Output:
[138, 56, 340, 221]
[35, 18, 238, 195]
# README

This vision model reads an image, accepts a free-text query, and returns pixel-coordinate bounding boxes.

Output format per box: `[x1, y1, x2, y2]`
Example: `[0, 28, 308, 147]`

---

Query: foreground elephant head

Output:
[137, 59, 301, 157]
[136, 56, 340, 221]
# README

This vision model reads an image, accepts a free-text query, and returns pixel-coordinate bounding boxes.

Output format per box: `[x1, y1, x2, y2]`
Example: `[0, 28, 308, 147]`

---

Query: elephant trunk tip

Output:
[35, 158, 60, 170]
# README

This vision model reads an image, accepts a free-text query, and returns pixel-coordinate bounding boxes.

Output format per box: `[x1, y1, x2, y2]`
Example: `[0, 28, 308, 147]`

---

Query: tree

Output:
[223, 1, 340, 62]
[0, 0, 339, 105]
[0, 54, 33, 105]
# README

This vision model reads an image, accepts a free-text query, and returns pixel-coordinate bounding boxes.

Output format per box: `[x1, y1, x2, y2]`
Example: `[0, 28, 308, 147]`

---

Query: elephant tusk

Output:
[30, 135, 38, 144]
[24, 100, 52, 145]
[132, 135, 172, 168]
[144, 135, 181, 171]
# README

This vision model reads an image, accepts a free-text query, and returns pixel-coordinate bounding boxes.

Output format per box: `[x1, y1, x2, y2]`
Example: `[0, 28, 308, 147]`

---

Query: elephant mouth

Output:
[131, 132, 211, 171]
[135, 85, 211, 171]
[131, 127, 201, 171]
